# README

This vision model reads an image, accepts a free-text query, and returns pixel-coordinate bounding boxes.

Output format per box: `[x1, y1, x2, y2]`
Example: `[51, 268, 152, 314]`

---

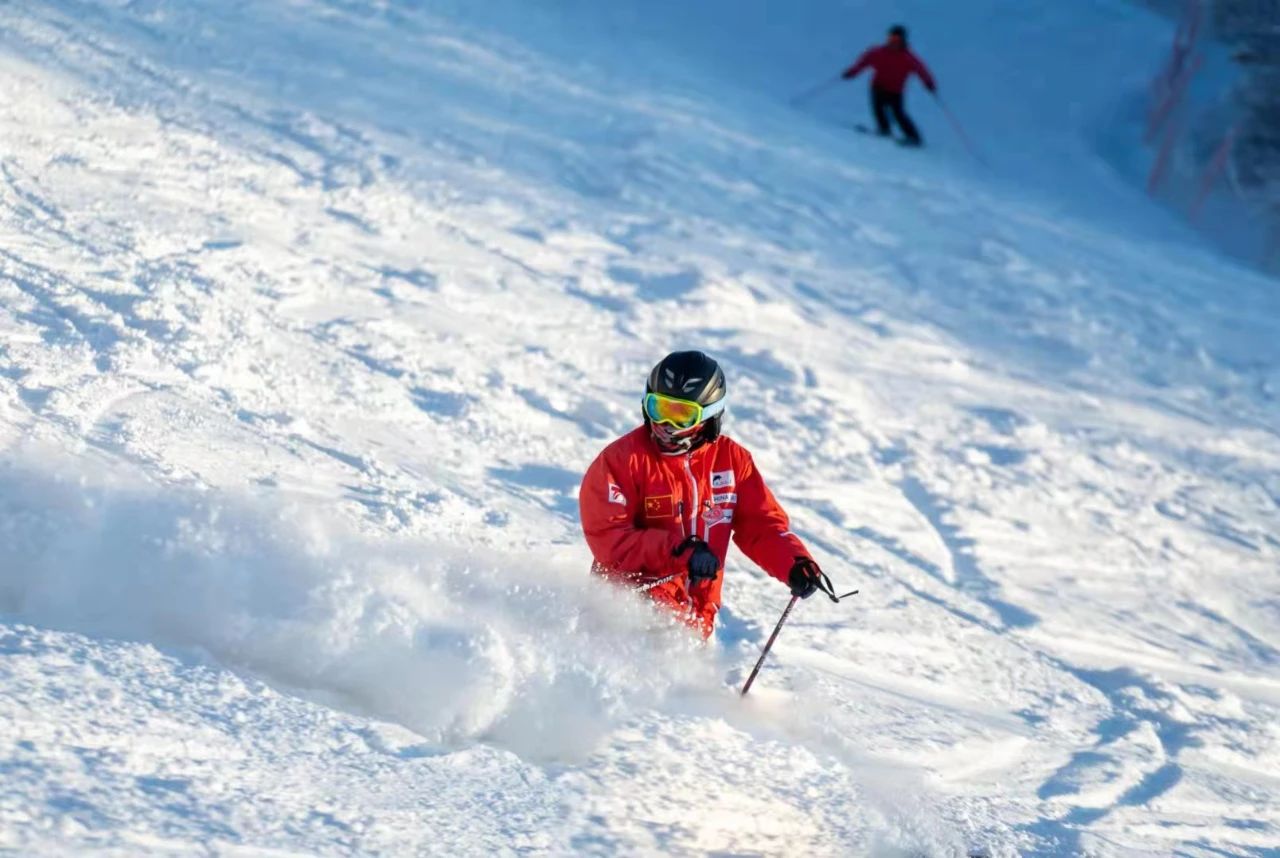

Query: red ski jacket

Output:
[843, 44, 935, 94]
[579, 426, 811, 637]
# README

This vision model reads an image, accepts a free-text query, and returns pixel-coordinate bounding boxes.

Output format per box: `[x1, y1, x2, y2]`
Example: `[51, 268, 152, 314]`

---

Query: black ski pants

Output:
[871, 86, 921, 144]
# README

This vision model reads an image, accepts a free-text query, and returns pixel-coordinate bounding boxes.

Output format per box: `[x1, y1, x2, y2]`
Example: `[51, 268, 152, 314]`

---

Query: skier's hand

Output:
[674, 536, 719, 582]
[788, 557, 824, 599]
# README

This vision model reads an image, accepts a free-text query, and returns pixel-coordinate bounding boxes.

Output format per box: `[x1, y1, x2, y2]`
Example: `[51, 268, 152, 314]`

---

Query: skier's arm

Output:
[730, 451, 812, 584]
[841, 50, 873, 80]
[912, 54, 937, 92]
[579, 451, 682, 584]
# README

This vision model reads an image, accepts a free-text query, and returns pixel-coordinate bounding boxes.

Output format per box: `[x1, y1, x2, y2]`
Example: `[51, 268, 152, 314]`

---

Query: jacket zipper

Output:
[683, 453, 700, 541]
[676, 502, 685, 539]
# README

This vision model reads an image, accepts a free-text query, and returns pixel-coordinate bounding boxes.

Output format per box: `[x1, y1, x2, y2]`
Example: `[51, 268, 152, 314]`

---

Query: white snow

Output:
[1, 1, 1278, 855]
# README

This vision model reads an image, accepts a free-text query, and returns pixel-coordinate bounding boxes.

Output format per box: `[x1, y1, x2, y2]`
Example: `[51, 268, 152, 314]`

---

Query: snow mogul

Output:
[579, 350, 825, 638]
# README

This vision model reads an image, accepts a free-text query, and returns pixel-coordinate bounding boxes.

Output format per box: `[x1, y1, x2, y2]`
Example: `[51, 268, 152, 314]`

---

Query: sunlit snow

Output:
[1, 1, 1278, 856]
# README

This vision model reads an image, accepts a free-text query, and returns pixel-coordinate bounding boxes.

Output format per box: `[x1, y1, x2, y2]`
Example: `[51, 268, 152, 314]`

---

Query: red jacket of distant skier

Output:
[579, 426, 811, 637]
[843, 45, 936, 94]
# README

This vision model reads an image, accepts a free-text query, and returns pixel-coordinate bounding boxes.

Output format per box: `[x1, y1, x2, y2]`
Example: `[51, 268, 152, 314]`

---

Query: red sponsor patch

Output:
[643, 495, 674, 518]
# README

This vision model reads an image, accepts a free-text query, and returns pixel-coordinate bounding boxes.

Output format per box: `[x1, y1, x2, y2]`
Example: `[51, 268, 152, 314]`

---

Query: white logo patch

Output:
[607, 484, 626, 506]
[710, 470, 735, 489]
[712, 492, 737, 505]
[702, 506, 733, 526]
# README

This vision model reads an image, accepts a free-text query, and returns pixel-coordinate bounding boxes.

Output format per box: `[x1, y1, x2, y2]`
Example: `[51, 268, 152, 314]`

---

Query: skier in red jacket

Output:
[842, 24, 936, 146]
[579, 351, 826, 638]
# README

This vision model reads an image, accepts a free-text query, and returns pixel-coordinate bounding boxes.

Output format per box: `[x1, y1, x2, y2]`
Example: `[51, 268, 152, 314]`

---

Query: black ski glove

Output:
[674, 536, 719, 582]
[788, 557, 824, 599]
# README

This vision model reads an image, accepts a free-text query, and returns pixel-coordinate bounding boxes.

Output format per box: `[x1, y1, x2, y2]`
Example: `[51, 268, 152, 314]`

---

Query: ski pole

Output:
[933, 94, 987, 167]
[741, 573, 857, 696]
[789, 75, 840, 106]
[740, 596, 798, 696]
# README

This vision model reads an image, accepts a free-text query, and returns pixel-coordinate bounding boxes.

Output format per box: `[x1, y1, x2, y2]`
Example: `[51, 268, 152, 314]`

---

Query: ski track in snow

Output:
[1, 0, 1279, 855]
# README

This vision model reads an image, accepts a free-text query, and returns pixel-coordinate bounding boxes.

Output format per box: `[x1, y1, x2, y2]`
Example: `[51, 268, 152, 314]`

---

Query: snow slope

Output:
[1, 0, 1278, 855]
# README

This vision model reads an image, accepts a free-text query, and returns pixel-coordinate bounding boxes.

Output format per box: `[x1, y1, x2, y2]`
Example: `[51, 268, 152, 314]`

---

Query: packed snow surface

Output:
[1, 1, 1278, 855]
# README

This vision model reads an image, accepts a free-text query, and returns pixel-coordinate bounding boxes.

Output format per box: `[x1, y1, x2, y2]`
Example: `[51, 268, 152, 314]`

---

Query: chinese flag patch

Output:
[643, 495, 674, 518]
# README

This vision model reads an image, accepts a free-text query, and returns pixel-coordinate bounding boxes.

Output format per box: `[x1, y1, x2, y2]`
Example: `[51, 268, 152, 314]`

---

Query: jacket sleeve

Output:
[911, 54, 936, 91]
[842, 49, 873, 80]
[579, 449, 682, 585]
[730, 449, 811, 584]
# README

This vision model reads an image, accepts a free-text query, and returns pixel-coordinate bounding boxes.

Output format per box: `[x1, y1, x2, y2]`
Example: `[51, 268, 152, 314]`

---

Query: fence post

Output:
[1149, 0, 1206, 141]
[1189, 125, 1239, 221]
[1147, 53, 1203, 144]
[1148, 115, 1183, 197]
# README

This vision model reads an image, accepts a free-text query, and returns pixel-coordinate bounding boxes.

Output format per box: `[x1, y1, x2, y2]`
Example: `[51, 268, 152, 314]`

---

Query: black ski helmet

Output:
[888, 24, 909, 44]
[643, 350, 727, 454]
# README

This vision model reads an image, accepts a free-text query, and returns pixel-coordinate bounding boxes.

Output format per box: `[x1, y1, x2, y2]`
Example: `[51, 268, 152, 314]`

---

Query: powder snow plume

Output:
[0, 454, 716, 762]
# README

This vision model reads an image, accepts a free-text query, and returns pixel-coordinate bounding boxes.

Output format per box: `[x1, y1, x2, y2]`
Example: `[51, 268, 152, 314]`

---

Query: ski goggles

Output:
[643, 392, 725, 430]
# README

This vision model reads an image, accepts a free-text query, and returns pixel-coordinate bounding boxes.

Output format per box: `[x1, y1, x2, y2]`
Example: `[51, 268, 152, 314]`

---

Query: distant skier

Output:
[579, 351, 826, 638]
[841, 24, 936, 146]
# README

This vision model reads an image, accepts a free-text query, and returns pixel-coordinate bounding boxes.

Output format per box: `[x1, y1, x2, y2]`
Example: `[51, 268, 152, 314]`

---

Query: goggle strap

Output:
[698, 398, 726, 420]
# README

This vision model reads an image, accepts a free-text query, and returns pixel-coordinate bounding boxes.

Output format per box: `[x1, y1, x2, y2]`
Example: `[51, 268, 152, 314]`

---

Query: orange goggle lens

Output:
[644, 393, 703, 429]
